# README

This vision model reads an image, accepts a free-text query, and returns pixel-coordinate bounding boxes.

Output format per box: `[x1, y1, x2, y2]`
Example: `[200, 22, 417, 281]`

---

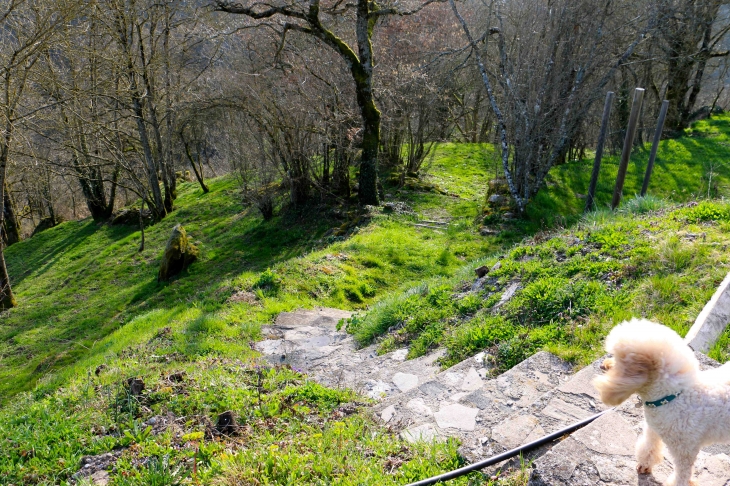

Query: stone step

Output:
[255, 307, 442, 400]
[525, 352, 730, 485]
[372, 351, 574, 456]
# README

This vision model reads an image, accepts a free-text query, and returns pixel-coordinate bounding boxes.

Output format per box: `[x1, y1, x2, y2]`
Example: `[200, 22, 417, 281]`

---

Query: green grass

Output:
[529, 113, 730, 225]
[0, 143, 513, 485]
[351, 198, 730, 371]
[1, 146, 506, 402]
[5, 116, 730, 484]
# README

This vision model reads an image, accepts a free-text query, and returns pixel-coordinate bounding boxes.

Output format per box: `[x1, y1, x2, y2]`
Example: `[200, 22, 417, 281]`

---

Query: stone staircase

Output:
[256, 308, 730, 485]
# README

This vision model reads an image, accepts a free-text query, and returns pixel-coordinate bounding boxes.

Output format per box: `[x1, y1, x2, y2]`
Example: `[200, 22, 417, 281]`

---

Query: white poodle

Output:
[593, 318, 730, 486]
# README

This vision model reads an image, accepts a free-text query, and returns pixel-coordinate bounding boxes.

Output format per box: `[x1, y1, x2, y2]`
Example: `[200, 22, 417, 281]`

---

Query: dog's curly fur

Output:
[593, 318, 730, 486]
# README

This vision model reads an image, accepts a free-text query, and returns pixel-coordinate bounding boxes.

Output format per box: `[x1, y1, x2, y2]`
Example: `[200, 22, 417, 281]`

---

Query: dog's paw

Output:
[664, 474, 697, 486]
[636, 464, 652, 474]
[600, 357, 615, 371]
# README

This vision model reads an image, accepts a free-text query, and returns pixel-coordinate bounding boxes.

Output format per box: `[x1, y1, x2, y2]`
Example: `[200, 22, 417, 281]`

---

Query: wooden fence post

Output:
[640, 100, 669, 197]
[611, 88, 645, 210]
[585, 91, 615, 212]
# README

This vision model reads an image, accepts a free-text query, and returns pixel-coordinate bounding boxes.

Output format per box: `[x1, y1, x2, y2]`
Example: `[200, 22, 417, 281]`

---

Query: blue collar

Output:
[644, 391, 682, 408]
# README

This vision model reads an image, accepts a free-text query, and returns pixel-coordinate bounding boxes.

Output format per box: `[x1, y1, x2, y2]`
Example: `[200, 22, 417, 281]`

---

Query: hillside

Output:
[4, 115, 730, 485]
[1, 144, 501, 402]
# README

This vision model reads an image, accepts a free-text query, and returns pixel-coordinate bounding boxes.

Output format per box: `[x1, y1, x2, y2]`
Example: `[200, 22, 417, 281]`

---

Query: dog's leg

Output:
[635, 422, 664, 474]
[665, 443, 699, 486]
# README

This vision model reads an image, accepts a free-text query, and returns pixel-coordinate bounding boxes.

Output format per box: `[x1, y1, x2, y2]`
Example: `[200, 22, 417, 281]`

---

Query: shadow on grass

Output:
[0, 198, 341, 402]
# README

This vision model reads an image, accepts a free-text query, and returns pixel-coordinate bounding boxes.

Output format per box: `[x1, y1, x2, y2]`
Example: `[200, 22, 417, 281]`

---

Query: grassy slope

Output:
[351, 198, 730, 371]
[0, 144, 520, 485]
[530, 114, 730, 224]
[4, 115, 730, 484]
[1, 146, 504, 401]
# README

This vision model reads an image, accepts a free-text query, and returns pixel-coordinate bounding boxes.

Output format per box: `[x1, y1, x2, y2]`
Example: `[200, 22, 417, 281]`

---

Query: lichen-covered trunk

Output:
[354, 0, 380, 206]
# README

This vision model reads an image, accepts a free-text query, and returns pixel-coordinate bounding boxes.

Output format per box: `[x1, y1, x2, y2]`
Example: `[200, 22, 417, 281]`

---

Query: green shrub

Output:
[443, 315, 514, 366]
[588, 228, 628, 249]
[344, 286, 365, 303]
[282, 381, 354, 411]
[621, 195, 668, 215]
[506, 277, 607, 326]
[358, 282, 377, 297]
[677, 200, 730, 223]
[253, 268, 281, 292]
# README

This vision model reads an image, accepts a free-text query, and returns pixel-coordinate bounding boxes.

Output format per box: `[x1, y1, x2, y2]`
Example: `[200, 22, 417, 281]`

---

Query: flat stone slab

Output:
[492, 414, 544, 449]
[275, 307, 352, 330]
[393, 372, 420, 392]
[526, 354, 730, 485]
[433, 403, 479, 431]
[402, 424, 440, 443]
[461, 367, 484, 391]
[373, 351, 573, 458]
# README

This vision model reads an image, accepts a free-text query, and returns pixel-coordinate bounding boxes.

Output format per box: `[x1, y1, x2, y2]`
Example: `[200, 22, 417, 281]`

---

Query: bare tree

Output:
[0, 0, 81, 309]
[450, 0, 649, 213]
[653, 0, 730, 131]
[214, 0, 442, 206]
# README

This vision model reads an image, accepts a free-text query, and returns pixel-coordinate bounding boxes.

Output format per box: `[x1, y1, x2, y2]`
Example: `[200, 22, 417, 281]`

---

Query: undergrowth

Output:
[349, 198, 730, 371]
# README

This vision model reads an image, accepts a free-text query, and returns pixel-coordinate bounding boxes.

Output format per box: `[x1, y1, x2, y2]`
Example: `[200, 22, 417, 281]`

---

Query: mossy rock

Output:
[158, 224, 199, 282]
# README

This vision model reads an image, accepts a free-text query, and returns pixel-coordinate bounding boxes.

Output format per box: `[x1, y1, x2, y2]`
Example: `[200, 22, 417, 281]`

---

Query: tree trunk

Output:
[182, 136, 209, 193]
[3, 185, 20, 246]
[0, 129, 17, 310]
[354, 0, 380, 206]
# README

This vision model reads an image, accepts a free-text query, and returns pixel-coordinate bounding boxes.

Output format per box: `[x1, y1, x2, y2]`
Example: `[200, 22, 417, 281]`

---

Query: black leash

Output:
[405, 407, 614, 486]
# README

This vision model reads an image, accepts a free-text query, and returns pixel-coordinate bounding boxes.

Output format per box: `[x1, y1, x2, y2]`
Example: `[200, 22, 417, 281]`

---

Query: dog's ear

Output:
[593, 352, 655, 406]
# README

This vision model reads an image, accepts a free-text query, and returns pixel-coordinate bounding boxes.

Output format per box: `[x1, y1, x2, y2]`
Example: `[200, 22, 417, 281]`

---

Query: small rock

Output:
[168, 371, 185, 383]
[488, 194, 507, 205]
[402, 424, 439, 443]
[479, 226, 500, 236]
[461, 367, 483, 391]
[90, 470, 110, 485]
[381, 405, 396, 423]
[406, 398, 433, 416]
[491, 261, 502, 272]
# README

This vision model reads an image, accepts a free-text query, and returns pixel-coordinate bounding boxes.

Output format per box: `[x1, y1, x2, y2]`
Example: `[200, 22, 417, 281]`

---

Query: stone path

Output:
[255, 308, 730, 485]
[256, 308, 443, 400]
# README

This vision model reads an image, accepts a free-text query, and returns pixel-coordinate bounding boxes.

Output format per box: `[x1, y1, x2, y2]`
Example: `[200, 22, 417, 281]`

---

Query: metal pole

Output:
[640, 100, 669, 197]
[585, 92, 615, 212]
[611, 88, 645, 210]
